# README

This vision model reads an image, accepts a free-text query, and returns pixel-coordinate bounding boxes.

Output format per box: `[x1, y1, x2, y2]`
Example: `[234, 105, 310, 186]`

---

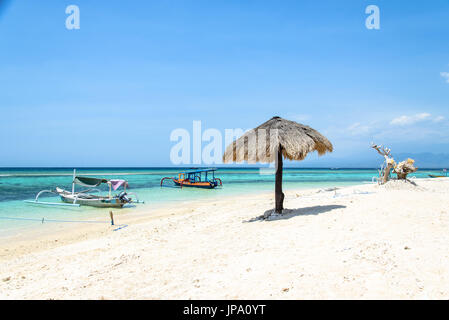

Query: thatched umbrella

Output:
[223, 116, 333, 213]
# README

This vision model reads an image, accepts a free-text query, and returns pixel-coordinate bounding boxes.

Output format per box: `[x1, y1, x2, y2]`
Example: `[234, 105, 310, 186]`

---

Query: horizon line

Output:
[0, 166, 447, 170]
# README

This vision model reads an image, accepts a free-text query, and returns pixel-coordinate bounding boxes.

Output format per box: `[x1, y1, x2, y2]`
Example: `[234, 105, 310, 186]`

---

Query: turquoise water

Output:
[0, 167, 443, 237]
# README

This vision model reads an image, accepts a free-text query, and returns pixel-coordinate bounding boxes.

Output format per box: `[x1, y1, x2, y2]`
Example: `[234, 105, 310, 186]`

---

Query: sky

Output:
[0, 0, 448, 167]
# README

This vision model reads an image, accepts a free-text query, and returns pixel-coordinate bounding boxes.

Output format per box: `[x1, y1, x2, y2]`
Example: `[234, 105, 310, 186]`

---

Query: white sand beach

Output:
[1, 178, 449, 299]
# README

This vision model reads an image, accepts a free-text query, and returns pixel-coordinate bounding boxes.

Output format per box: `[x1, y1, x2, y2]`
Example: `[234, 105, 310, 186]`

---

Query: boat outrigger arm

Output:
[25, 169, 144, 208]
[24, 189, 82, 207]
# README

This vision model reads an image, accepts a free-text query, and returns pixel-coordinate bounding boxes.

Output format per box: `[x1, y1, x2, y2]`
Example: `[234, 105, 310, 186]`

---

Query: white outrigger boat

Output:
[25, 170, 144, 208]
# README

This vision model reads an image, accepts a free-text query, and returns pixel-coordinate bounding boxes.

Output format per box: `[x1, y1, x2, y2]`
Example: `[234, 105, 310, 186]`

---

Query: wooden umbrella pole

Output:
[275, 146, 284, 213]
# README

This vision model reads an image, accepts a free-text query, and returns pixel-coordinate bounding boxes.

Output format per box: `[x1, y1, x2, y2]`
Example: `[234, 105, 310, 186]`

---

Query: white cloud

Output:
[390, 113, 431, 126]
[441, 72, 449, 83]
[324, 114, 449, 152]
[347, 122, 372, 135]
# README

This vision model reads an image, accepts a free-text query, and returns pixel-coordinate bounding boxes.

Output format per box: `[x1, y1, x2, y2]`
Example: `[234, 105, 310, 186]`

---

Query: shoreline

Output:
[0, 179, 367, 244]
[2, 178, 449, 299]
[0, 178, 433, 260]
[1, 168, 441, 240]
[0, 187, 276, 261]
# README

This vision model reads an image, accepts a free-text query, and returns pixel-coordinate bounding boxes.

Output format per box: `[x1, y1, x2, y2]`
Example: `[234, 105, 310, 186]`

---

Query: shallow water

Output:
[0, 167, 443, 237]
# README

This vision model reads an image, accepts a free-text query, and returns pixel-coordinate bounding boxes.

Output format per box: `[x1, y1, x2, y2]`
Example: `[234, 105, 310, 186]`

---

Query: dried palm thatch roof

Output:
[223, 116, 333, 163]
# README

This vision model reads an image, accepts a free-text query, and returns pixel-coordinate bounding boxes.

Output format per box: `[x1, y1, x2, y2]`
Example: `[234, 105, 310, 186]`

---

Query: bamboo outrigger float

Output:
[160, 168, 222, 189]
[25, 170, 144, 208]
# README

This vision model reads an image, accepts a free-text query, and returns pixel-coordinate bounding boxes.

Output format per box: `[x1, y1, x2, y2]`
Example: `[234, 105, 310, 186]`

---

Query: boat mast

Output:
[72, 169, 76, 195]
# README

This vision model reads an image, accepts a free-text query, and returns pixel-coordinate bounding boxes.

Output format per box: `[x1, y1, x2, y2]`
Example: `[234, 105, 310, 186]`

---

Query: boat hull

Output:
[173, 180, 216, 189]
[56, 188, 126, 208]
[428, 175, 447, 178]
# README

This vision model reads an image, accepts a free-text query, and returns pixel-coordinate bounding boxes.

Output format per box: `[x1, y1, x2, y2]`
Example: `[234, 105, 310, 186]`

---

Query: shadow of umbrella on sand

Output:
[223, 116, 333, 215]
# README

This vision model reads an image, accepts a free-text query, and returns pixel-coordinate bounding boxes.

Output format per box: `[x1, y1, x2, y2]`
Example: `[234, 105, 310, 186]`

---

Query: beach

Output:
[1, 178, 449, 299]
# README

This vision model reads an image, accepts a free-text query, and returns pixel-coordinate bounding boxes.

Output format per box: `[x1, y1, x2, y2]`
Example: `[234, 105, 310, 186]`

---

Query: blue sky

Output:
[0, 0, 448, 167]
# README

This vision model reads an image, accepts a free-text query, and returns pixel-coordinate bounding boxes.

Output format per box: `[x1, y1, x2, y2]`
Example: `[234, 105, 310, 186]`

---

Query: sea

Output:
[0, 167, 443, 237]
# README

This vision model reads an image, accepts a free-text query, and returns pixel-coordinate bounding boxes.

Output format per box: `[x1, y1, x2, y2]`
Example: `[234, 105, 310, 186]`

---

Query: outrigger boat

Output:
[25, 170, 143, 208]
[160, 168, 222, 189]
[429, 169, 448, 178]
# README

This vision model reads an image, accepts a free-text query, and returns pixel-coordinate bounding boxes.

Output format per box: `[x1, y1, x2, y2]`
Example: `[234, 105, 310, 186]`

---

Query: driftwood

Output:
[371, 143, 395, 184]
[371, 143, 418, 184]
[394, 159, 418, 180]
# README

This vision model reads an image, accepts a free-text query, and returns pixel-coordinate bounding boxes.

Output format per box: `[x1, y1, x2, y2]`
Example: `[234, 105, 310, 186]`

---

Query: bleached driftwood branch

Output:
[371, 142, 395, 184]
[394, 159, 418, 180]
[371, 143, 418, 183]
[371, 143, 392, 158]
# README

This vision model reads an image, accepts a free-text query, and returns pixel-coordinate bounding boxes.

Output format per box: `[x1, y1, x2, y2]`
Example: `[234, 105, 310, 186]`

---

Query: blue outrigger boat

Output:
[161, 168, 222, 189]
